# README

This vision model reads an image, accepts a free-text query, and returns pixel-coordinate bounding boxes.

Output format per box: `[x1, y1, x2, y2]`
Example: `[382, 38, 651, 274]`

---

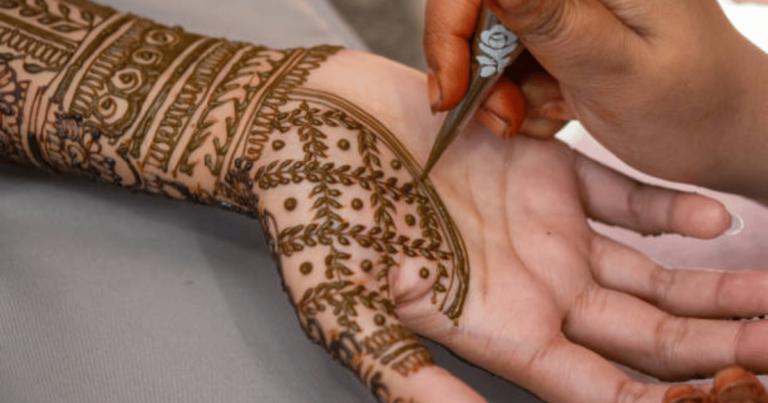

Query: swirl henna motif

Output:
[0, 3, 468, 402]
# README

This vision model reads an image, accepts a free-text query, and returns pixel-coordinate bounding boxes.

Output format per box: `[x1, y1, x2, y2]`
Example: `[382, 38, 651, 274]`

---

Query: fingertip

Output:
[425, 61, 470, 113]
[516, 71, 569, 139]
[692, 199, 731, 239]
[673, 194, 731, 239]
[427, 70, 444, 114]
[477, 106, 514, 139]
[541, 100, 576, 121]
[519, 116, 566, 139]
[663, 385, 710, 403]
[423, 0, 479, 112]
[479, 78, 526, 137]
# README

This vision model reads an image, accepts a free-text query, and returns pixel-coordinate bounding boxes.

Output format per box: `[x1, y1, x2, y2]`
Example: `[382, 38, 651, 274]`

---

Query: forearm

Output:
[0, 3, 472, 402]
[0, 1, 342, 217]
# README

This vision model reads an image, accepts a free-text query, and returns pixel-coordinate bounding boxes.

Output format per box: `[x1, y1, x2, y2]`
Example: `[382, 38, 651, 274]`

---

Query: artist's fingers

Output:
[484, 0, 645, 85]
[710, 366, 768, 403]
[475, 77, 526, 139]
[575, 153, 731, 239]
[477, 67, 572, 140]
[563, 284, 768, 380]
[589, 236, 768, 320]
[517, 72, 573, 139]
[424, 0, 483, 112]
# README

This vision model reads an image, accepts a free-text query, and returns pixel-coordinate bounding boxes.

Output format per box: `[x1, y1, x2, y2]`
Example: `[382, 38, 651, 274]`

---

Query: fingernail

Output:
[662, 385, 707, 403]
[540, 100, 571, 121]
[477, 107, 513, 138]
[427, 70, 443, 115]
[725, 213, 744, 236]
[712, 366, 765, 399]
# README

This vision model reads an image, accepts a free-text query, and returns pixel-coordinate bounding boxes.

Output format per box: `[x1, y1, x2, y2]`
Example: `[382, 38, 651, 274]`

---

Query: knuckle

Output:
[647, 266, 676, 307]
[653, 315, 688, 371]
[626, 182, 648, 228]
[493, 0, 569, 40]
[732, 321, 748, 365]
[714, 271, 739, 313]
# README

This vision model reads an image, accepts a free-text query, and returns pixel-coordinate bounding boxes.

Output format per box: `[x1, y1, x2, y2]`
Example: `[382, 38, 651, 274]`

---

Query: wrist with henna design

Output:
[0, 1, 470, 402]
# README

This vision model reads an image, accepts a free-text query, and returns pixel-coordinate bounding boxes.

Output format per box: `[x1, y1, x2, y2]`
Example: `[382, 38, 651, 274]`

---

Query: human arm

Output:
[424, 0, 768, 203]
[3, 1, 768, 403]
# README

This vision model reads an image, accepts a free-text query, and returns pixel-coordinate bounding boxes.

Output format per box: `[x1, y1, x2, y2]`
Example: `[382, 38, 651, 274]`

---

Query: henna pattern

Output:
[251, 89, 469, 400]
[0, 55, 28, 164]
[0, 2, 469, 402]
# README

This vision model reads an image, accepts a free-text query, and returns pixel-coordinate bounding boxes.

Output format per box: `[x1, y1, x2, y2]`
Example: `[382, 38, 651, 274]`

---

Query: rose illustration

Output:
[477, 24, 518, 77]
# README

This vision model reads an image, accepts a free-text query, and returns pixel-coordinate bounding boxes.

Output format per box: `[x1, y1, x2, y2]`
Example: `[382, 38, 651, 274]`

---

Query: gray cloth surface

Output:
[0, 1, 539, 402]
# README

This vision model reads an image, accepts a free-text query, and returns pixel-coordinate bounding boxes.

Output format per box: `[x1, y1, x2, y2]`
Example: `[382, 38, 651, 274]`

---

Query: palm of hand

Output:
[260, 51, 768, 403]
[410, 116, 768, 403]
[409, 134, 667, 403]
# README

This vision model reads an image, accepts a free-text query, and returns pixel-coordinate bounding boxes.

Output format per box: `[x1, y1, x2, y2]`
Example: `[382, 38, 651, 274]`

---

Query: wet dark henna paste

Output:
[0, 2, 469, 402]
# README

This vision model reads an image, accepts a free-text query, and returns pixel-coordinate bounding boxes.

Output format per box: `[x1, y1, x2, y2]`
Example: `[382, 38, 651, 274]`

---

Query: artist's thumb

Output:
[484, 0, 644, 85]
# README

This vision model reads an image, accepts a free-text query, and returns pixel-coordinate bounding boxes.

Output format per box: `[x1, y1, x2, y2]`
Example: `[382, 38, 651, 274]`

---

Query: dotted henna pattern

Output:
[0, 2, 469, 402]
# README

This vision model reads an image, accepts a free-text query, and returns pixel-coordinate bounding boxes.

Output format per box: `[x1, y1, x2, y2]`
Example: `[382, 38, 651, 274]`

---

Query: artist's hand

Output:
[424, 0, 768, 199]
[261, 50, 768, 403]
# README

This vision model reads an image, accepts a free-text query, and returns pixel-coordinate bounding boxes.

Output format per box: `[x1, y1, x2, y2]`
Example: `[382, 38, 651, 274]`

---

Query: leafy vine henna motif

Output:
[0, 2, 469, 402]
[250, 88, 468, 402]
[0, 0, 112, 72]
[254, 89, 468, 319]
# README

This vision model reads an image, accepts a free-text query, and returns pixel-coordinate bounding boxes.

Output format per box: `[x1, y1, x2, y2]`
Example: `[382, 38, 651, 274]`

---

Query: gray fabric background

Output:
[0, 1, 539, 402]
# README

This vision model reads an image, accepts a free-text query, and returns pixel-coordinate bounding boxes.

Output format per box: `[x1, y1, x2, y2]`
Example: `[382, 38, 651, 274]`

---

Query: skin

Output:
[360, 52, 768, 402]
[424, 0, 768, 203]
[3, 1, 768, 403]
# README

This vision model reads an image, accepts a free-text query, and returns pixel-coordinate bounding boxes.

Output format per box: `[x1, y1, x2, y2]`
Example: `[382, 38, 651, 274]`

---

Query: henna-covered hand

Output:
[2, 2, 768, 403]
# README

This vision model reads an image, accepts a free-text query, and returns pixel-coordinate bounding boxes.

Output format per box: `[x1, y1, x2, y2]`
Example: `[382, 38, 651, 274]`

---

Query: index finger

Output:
[424, 0, 482, 112]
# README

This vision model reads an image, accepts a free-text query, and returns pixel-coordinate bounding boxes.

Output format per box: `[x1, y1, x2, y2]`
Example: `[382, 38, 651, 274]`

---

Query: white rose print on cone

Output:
[477, 24, 519, 77]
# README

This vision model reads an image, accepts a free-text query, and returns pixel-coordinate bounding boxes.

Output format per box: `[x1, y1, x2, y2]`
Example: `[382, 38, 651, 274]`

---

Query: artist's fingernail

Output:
[726, 213, 744, 236]
[712, 366, 764, 397]
[541, 101, 572, 121]
[427, 70, 443, 115]
[477, 107, 513, 138]
[663, 385, 708, 403]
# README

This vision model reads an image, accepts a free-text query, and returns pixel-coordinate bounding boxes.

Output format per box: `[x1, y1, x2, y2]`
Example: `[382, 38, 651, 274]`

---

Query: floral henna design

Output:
[0, 2, 470, 402]
[253, 89, 469, 401]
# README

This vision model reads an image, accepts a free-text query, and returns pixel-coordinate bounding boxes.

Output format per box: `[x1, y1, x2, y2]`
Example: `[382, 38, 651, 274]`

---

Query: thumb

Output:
[485, 0, 644, 84]
[259, 211, 486, 403]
